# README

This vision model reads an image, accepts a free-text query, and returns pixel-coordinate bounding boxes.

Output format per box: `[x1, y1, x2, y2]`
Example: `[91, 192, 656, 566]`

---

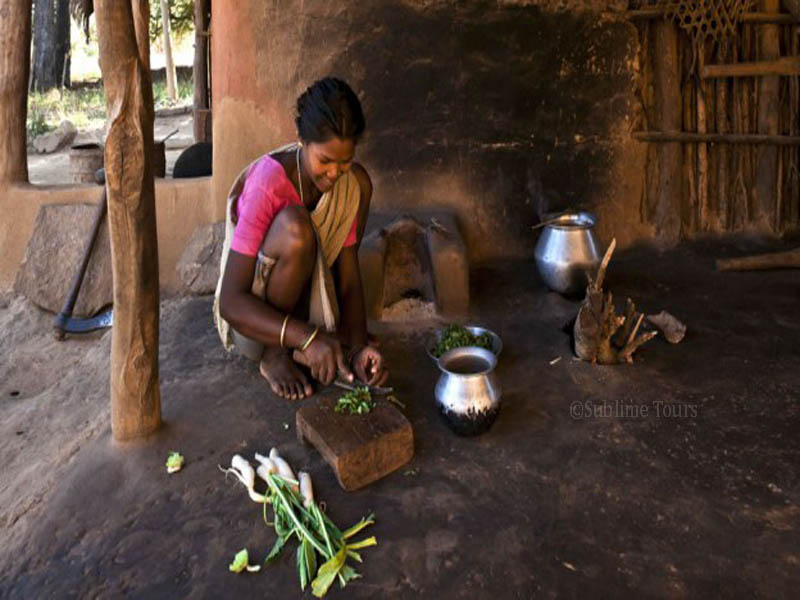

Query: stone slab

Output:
[14, 203, 112, 317]
[426, 212, 469, 317]
[176, 221, 224, 295]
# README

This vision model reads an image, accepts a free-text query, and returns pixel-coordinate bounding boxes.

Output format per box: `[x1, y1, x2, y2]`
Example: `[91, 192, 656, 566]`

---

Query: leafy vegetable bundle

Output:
[432, 324, 494, 358]
[221, 448, 377, 597]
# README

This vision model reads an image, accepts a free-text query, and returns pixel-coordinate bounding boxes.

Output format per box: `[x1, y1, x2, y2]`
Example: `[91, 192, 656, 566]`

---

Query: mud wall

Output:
[0, 178, 212, 294]
[211, 1, 649, 259]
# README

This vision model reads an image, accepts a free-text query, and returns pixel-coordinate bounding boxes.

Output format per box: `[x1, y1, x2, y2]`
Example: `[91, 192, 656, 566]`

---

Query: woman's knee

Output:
[271, 205, 316, 260]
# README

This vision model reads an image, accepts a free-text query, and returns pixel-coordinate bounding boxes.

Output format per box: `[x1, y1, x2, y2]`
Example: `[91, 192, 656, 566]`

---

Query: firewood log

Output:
[715, 247, 800, 271]
[573, 239, 658, 364]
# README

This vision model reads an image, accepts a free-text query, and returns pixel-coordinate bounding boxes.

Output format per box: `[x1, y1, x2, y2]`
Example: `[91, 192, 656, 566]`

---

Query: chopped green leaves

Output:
[229, 548, 260, 573]
[334, 386, 374, 415]
[432, 324, 493, 358]
[165, 451, 184, 474]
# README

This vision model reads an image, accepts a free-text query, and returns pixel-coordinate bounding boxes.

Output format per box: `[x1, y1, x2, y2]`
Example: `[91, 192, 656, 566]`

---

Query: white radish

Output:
[269, 448, 297, 481]
[231, 455, 255, 489]
[269, 447, 299, 491]
[298, 471, 314, 508]
[254, 452, 277, 470]
[256, 462, 276, 484]
[254, 453, 278, 484]
[220, 454, 267, 504]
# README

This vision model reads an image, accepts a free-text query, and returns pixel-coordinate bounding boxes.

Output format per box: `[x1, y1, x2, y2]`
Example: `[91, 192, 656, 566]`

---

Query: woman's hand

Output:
[297, 331, 353, 385]
[351, 346, 389, 386]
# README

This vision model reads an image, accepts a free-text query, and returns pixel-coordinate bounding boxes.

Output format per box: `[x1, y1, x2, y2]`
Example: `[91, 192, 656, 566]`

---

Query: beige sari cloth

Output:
[213, 143, 360, 353]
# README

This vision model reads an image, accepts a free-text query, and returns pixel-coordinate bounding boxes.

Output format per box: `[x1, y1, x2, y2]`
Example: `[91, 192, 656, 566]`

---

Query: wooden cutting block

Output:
[296, 396, 414, 491]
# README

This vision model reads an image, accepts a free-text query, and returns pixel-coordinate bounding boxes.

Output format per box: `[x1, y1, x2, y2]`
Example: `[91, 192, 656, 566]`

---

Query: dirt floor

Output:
[1, 236, 799, 598]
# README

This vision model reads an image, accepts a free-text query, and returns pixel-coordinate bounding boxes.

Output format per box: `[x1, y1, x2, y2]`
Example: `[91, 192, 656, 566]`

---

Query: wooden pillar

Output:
[649, 21, 682, 240]
[96, 0, 162, 440]
[0, 0, 32, 186]
[755, 0, 781, 227]
[193, 0, 211, 142]
[697, 43, 710, 231]
[716, 43, 731, 230]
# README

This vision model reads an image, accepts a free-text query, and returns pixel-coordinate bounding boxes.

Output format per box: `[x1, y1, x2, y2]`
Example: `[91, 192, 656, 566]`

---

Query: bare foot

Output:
[259, 346, 313, 401]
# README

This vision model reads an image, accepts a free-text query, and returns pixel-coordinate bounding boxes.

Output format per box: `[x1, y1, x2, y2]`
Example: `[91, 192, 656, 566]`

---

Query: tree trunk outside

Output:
[193, 0, 211, 142]
[0, 0, 32, 186]
[55, 0, 70, 87]
[95, 0, 162, 441]
[31, 0, 69, 92]
[160, 0, 177, 101]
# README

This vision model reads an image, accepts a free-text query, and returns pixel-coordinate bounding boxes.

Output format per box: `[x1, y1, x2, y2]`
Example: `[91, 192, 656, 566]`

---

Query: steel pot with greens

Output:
[428, 324, 502, 362]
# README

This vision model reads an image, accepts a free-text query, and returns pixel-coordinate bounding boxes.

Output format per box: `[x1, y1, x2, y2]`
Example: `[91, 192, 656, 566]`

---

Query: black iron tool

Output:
[333, 379, 393, 396]
[53, 186, 113, 340]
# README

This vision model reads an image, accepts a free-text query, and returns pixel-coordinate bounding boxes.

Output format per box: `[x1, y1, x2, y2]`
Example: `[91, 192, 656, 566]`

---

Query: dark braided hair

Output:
[295, 77, 365, 144]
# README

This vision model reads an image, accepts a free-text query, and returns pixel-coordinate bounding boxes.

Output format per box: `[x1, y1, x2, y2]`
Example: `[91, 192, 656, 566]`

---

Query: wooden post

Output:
[682, 39, 698, 234]
[697, 43, 710, 231]
[791, 27, 799, 227]
[0, 0, 32, 186]
[96, 0, 162, 440]
[742, 26, 755, 225]
[193, 0, 211, 142]
[755, 0, 781, 227]
[716, 44, 730, 230]
[649, 20, 682, 240]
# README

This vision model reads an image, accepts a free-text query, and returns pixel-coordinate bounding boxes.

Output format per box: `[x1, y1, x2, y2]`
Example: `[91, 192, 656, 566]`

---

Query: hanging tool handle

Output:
[54, 187, 108, 340]
[158, 128, 180, 144]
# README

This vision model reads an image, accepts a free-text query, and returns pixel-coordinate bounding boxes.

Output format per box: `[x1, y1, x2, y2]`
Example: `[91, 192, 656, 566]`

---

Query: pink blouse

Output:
[230, 154, 357, 257]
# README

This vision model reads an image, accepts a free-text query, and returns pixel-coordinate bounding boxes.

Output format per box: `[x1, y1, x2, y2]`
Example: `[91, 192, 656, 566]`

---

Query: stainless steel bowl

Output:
[435, 346, 502, 436]
[534, 211, 601, 295]
[427, 325, 503, 362]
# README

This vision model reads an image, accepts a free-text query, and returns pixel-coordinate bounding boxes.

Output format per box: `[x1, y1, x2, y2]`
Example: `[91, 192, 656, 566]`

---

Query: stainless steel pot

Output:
[534, 211, 601, 295]
[427, 325, 503, 363]
[435, 346, 501, 436]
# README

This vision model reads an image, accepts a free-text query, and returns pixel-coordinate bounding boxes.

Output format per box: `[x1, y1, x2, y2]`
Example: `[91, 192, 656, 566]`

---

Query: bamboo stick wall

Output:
[633, 3, 800, 237]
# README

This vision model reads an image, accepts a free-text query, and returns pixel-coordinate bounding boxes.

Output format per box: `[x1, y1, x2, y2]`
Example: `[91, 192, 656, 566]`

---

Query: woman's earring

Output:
[297, 140, 304, 148]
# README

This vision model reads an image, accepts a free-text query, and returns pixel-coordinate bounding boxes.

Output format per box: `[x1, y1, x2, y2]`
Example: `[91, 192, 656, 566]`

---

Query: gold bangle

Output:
[299, 326, 320, 352]
[280, 314, 291, 348]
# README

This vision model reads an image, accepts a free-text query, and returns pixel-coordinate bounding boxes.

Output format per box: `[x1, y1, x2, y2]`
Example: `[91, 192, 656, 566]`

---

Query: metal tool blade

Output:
[62, 308, 113, 333]
[333, 379, 394, 396]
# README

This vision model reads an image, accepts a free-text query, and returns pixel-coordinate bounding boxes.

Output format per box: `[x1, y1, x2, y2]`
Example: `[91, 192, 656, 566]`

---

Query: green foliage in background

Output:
[26, 79, 192, 141]
[149, 0, 195, 44]
[27, 86, 106, 140]
[152, 77, 193, 107]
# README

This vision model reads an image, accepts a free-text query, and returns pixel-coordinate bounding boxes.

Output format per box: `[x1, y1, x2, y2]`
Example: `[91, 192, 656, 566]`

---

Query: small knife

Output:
[333, 379, 394, 396]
